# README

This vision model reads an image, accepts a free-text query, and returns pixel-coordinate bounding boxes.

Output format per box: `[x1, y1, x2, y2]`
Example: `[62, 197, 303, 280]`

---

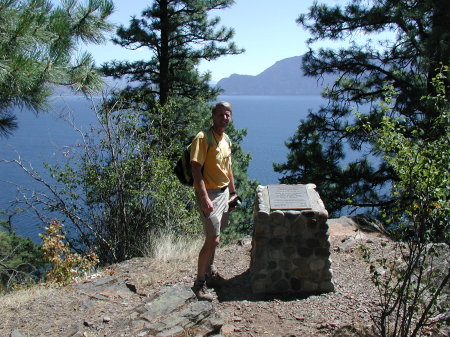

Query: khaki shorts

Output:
[196, 188, 230, 237]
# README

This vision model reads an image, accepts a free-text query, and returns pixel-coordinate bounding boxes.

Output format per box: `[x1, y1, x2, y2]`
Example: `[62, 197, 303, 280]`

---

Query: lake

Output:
[0, 95, 325, 241]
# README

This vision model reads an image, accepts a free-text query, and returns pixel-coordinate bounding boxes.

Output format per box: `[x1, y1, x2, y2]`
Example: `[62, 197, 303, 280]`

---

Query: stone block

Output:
[251, 184, 334, 295]
[297, 247, 313, 258]
[293, 267, 309, 279]
[279, 259, 292, 270]
[319, 280, 336, 292]
[268, 237, 283, 249]
[309, 258, 325, 272]
[269, 210, 286, 225]
[272, 223, 288, 237]
[269, 249, 284, 260]
[290, 277, 303, 291]
[315, 247, 330, 257]
[292, 257, 307, 268]
[282, 246, 296, 257]
[256, 211, 270, 225]
[302, 280, 318, 292]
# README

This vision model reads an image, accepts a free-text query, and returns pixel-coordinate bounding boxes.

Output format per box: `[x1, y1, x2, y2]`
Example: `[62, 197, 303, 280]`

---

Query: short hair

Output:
[212, 101, 232, 114]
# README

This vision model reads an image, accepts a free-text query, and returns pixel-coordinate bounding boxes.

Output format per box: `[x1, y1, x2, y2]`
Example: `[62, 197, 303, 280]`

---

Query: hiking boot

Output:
[192, 280, 214, 302]
[205, 271, 226, 289]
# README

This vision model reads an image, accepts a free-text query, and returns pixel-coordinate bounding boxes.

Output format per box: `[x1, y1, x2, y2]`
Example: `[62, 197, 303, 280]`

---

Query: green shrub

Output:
[0, 229, 44, 292]
[40, 220, 99, 285]
[362, 66, 450, 337]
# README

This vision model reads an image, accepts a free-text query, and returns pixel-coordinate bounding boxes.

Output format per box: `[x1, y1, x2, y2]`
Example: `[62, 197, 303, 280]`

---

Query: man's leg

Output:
[193, 188, 227, 299]
[205, 190, 229, 288]
[206, 241, 219, 276]
[197, 235, 220, 281]
[193, 235, 219, 301]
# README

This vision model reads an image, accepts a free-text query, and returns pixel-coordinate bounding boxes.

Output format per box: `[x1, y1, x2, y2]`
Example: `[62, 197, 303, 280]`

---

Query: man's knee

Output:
[204, 235, 220, 249]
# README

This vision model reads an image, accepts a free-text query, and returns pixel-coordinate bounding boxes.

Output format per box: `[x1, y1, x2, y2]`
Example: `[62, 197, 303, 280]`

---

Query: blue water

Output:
[0, 97, 99, 240]
[0, 95, 325, 241]
[223, 95, 324, 184]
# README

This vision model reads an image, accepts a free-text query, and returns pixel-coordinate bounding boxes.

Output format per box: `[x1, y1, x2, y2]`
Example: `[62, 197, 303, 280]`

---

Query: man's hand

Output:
[228, 194, 239, 211]
[200, 195, 214, 213]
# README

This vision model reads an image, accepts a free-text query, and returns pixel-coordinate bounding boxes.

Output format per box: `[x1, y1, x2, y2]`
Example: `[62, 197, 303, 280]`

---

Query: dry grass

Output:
[144, 230, 203, 263]
[0, 284, 55, 312]
[0, 232, 203, 324]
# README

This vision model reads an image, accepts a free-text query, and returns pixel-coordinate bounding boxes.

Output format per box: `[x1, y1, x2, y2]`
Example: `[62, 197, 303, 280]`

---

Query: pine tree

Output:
[0, 0, 114, 137]
[96, 0, 256, 247]
[101, 0, 243, 106]
[274, 0, 450, 216]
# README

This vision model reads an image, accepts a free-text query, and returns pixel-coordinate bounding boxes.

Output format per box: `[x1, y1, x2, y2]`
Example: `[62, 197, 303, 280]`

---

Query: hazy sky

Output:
[83, 0, 342, 81]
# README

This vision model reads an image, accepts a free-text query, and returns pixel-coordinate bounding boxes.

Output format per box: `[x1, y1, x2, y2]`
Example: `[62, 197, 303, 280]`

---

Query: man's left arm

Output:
[228, 167, 238, 210]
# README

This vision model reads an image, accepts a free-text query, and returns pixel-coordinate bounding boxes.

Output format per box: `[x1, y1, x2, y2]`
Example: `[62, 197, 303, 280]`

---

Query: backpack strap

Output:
[205, 128, 213, 148]
[223, 133, 231, 148]
[206, 128, 231, 149]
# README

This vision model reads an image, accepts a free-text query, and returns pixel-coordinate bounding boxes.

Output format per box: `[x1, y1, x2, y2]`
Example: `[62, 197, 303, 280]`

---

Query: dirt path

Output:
[210, 222, 386, 336]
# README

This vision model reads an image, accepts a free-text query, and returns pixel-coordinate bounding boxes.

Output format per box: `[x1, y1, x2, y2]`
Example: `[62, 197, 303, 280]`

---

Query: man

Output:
[190, 101, 238, 301]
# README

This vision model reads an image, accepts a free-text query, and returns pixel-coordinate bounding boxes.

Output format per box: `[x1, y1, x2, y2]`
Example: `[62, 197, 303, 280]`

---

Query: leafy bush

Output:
[0, 224, 44, 292]
[361, 67, 450, 337]
[39, 98, 205, 263]
[40, 220, 98, 285]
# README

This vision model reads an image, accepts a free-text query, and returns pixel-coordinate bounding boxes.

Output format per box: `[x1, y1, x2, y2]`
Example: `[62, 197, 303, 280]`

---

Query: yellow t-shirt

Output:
[190, 129, 232, 189]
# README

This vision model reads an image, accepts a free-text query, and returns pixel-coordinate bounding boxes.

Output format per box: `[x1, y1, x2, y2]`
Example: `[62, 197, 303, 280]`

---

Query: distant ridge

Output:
[52, 56, 333, 97]
[216, 55, 334, 96]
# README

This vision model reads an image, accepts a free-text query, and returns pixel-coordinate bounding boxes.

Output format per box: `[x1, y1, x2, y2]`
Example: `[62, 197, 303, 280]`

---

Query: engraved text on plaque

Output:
[267, 184, 312, 210]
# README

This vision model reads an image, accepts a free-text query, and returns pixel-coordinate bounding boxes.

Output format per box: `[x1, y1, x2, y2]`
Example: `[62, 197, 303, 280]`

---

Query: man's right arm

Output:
[191, 161, 213, 213]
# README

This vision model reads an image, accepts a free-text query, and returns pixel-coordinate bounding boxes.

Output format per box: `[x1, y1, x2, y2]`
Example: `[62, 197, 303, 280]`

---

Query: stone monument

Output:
[250, 184, 335, 295]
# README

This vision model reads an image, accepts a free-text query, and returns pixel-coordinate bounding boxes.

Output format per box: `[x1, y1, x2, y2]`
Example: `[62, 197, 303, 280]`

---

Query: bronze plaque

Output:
[268, 185, 312, 210]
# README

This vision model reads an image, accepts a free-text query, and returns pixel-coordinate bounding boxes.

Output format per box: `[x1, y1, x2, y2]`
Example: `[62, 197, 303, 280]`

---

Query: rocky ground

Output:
[0, 217, 446, 336]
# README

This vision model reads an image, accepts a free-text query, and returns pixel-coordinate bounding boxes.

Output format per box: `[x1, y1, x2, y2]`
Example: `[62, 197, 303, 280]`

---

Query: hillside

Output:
[51, 56, 333, 97]
[216, 56, 335, 96]
[0, 217, 418, 337]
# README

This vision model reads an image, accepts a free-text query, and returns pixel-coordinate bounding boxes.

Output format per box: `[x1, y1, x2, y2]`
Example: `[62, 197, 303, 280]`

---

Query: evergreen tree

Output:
[99, 0, 257, 246]
[30, 0, 254, 261]
[0, 0, 114, 137]
[101, 0, 243, 106]
[274, 0, 450, 216]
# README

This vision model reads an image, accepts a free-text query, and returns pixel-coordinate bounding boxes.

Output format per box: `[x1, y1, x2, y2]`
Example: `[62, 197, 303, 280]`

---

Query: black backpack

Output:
[173, 129, 230, 186]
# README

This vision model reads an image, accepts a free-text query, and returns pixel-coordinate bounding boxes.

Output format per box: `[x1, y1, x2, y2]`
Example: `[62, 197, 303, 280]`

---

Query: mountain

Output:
[52, 56, 333, 97]
[52, 57, 329, 97]
[216, 55, 335, 96]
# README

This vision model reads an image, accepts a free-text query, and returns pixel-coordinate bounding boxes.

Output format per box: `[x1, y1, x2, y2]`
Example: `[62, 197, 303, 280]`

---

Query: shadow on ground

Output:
[216, 269, 312, 303]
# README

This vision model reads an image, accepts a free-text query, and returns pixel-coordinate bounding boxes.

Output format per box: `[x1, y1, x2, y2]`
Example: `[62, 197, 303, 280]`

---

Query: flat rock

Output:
[139, 285, 196, 321]
[72, 276, 134, 296]
[133, 285, 221, 337]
